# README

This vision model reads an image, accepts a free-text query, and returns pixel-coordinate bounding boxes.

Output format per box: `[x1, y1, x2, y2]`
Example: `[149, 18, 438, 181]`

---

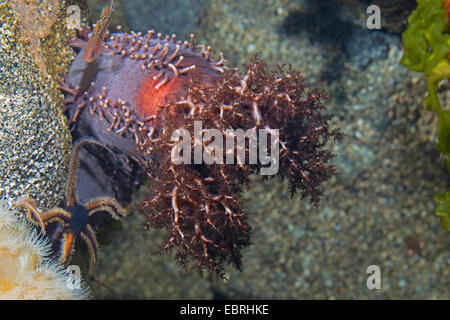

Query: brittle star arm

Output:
[66, 138, 116, 207]
[58, 230, 76, 266]
[39, 207, 72, 225]
[85, 197, 128, 219]
[80, 224, 100, 275]
[15, 196, 46, 233]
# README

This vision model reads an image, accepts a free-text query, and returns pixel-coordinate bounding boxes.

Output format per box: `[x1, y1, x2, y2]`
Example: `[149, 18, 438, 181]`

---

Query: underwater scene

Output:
[0, 0, 448, 300]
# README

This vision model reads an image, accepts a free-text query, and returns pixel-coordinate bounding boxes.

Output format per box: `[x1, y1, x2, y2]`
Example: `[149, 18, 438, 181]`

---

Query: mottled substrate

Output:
[93, 0, 449, 299]
[0, 3, 72, 210]
[355, 0, 417, 34]
[116, 0, 206, 38]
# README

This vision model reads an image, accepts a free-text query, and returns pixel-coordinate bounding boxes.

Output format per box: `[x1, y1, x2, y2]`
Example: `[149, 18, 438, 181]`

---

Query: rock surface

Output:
[0, 2, 72, 211]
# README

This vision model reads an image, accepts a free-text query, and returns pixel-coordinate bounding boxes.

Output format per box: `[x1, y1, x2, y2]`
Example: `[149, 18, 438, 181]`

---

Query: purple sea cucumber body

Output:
[66, 31, 225, 203]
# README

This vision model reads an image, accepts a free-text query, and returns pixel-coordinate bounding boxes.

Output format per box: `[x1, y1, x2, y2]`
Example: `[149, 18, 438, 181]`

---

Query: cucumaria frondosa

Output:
[62, 25, 341, 275]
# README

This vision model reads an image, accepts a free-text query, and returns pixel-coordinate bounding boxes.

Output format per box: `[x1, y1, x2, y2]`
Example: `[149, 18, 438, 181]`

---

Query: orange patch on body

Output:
[136, 74, 185, 119]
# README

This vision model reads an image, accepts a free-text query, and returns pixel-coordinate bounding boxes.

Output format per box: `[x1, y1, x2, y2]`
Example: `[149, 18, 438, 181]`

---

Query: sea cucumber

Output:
[63, 30, 225, 204]
[63, 28, 340, 275]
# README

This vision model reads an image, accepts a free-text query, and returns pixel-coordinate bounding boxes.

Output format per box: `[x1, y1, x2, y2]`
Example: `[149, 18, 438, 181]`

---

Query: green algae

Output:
[400, 0, 450, 231]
